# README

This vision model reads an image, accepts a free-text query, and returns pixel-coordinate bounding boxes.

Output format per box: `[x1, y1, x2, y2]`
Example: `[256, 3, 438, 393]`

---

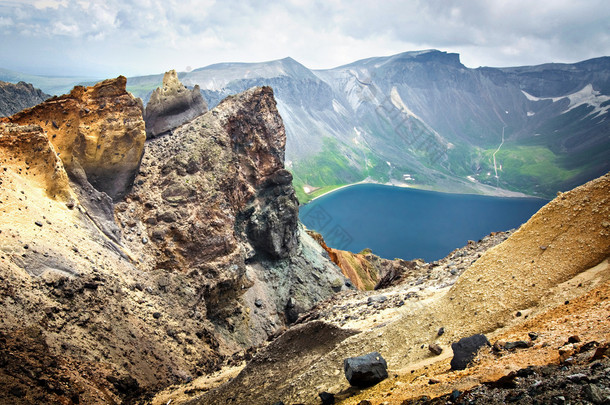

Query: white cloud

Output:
[33, 0, 67, 9]
[0, 0, 608, 76]
[0, 16, 13, 28]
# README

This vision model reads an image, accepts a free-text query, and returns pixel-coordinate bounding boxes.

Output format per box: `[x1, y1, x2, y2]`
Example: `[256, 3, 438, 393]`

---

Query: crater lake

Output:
[299, 183, 548, 262]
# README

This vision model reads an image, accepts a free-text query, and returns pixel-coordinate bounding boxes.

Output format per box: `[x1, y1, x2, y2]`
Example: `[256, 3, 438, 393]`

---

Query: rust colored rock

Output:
[2, 76, 145, 200]
[144, 69, 207, 138]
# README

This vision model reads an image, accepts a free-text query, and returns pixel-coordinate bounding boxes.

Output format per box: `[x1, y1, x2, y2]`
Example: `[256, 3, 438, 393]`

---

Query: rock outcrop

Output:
[118, 86, 348, 348]
[0, 81, 49, 117]
[144, 69, 207, 138]
[2, 76, 146, 200]
[308, 230, 425, 290]
[0, 83, 348, 404]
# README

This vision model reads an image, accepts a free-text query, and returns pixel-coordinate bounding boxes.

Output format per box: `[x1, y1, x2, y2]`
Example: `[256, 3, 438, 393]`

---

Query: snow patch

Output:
[332, 99, 349, 116]
[564, 84, 610, 117]
[390, 87, 423, 121]
[527, 111, 535, 117]
[522, 85, 610, 118]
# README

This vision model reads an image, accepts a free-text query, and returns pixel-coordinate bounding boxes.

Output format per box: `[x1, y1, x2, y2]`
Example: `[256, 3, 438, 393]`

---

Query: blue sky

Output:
[1, 0, 609, 78]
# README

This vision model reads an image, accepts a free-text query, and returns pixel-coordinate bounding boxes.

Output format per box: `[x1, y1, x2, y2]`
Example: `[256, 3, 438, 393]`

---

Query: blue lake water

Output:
[299, 184, 548, 262]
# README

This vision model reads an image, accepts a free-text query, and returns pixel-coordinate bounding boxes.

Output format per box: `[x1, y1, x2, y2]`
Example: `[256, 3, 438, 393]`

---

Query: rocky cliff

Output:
[117, 86, 348, 347]
[0, 82, 348, 404]
[0, 81, 49, 117]
[144, 70, 207, 138]
[1, 76, 146, 201]
[307, 230, 425, 291]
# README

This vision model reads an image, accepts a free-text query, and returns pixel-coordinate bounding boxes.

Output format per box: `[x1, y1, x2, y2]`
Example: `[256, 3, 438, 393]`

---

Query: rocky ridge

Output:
[307, 229, 511, 291]
[1, 76, 146, 201]
[0, 81, 348, 404]
[117, 85, 349, 348]
[0, 81, 49, 117]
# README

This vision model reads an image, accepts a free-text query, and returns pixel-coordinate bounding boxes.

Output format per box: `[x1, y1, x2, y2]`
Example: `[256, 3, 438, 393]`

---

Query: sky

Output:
[0, 0, 609, 78]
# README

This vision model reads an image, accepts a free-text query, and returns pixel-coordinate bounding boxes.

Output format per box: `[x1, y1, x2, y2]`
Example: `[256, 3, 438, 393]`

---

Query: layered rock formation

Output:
[0, 81, 49, 117]
[2, 76, 146, 200]
[0, 82, 348, 404]
[144, 70, 207, 138]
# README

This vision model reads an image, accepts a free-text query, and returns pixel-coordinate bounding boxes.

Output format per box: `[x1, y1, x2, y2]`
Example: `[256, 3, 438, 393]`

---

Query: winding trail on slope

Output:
[492, 126, 506, 184]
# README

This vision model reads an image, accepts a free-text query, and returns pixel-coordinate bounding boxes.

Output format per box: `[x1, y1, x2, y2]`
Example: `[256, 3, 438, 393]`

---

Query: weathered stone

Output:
[504, 340, 531, 350]
[144, 70, 207, 138]
[450, 334, 490, 370]
[0, 81, 49, 117]
[2, 76, 145, 200]
[429, 343, 443, 355]
[584, 383, 605, 404]
[344, 352, 388, 388]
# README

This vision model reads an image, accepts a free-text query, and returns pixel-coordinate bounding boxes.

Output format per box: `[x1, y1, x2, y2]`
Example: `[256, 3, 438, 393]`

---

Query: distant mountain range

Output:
[3, 50, 609, 200]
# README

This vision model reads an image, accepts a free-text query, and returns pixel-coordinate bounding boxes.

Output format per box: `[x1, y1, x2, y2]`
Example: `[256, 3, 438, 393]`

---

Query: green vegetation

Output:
[477, 143, 581, 197]
[291, 137, 364, 203]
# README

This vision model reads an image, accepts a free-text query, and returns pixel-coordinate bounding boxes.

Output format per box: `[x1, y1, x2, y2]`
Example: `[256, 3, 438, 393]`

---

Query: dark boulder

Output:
[450, 334, 490, 370]
[344, 352, 388, 387]
[319, 391, 335, 404]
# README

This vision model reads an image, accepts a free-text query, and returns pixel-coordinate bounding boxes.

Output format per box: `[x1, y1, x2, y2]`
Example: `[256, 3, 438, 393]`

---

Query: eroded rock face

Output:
[0, 81, 49, 117]
[0, 121, 224, 404]
[118, 86, 347, 347]
[2, 76, 146, 200]
[0, 85, 347, 404]
[0, 123, 72, 201]
[144, 69, 207, 138]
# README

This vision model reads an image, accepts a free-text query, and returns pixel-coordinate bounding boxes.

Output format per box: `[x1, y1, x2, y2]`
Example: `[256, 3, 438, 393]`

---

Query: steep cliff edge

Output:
[118, 85, 348, 348]
[144, 69, 207, 138]
[2, 76, 146, 201]
[0, 81, 49, 117]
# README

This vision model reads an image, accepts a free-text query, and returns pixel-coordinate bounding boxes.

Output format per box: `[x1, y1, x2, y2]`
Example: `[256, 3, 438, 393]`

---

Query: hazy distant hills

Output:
[3, 51, 608, 200]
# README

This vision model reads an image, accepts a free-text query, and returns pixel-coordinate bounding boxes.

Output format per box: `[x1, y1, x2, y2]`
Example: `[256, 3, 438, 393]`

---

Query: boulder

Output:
[450, 334, 490, 370]
[344, 352, 388, 387]
[144, 69, 207, 138]
[319, 392, 335, 404]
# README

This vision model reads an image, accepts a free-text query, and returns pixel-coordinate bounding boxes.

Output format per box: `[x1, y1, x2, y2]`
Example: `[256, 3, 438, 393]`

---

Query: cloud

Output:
[0, 0, 608, 77]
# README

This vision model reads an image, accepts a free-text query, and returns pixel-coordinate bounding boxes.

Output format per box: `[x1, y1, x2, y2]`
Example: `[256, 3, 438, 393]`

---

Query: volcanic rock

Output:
[344, 352, 389, 388]
[450, 334, 491, 370]
[118, 85, 347, 348]
[2, 76, 145, 200]
[0, 81, 49, 117]
[144, 69, 207, 138]
[0, 85, 347, 403]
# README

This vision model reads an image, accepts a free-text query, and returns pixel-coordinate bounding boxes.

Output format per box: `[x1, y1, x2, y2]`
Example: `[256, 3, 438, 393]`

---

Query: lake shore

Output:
[303, 178, 542, 205]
